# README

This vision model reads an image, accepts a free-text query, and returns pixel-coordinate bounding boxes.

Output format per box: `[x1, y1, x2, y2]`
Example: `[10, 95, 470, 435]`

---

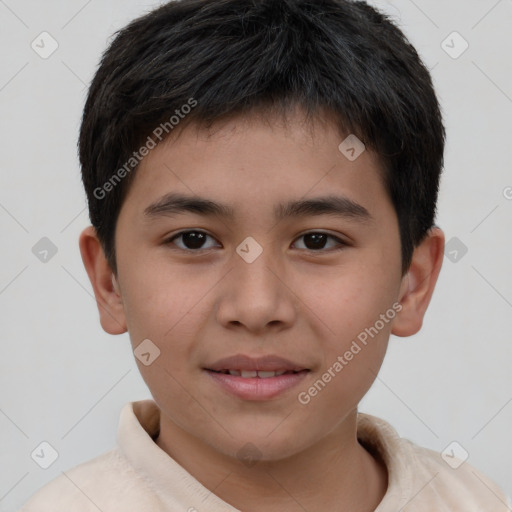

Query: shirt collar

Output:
[117, 400, 408, 511]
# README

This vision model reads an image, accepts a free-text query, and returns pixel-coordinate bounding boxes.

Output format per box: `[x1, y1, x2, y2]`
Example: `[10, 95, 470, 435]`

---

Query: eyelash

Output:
[163, 230, 348, 253]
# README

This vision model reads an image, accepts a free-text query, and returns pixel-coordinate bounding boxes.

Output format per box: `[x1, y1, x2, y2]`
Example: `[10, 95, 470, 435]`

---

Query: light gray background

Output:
[1, 0, 511, 509]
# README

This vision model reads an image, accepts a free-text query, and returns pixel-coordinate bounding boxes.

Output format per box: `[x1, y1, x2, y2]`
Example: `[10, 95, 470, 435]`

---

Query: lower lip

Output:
[205, 370, 309, 401]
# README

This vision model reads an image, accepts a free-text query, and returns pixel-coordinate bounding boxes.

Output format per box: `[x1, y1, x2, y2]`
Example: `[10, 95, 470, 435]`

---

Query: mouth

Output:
[204, 354, 310, 400]
[209, 369, 306, 379]
[205, 354, 309, 373]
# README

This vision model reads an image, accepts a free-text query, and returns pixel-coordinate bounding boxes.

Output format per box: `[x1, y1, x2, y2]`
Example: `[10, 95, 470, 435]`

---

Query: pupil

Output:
[183, 232, 206, 249]
[305, 233, 327, 250]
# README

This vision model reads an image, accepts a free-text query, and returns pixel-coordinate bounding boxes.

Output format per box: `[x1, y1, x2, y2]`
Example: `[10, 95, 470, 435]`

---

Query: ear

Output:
[78, 226, 127, 335]
[392, 227, 445, 337]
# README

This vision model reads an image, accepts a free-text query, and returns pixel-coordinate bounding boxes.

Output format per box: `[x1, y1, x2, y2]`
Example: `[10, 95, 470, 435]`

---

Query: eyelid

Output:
[294, 229, 350, 244]
[292, 231, 348, 251]
[164, 229, 220, 251]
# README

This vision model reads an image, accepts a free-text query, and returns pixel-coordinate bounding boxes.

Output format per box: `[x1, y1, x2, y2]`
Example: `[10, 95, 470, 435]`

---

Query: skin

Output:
[80, 107, 444, 512]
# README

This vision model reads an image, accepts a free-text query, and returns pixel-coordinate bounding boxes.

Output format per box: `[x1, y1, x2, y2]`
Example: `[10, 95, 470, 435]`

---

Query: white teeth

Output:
[257, 371, 276, 379]
[224, 370, 292, 378]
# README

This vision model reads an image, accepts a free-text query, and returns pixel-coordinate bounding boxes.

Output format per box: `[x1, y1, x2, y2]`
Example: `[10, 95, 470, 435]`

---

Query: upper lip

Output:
[205, 354, 309, 372]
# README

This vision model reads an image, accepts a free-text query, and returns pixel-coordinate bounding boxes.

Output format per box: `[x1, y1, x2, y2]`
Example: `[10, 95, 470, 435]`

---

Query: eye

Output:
[293, 232, 346, 251]
[164, 230, 347, 253]
[165, 230, 220, 251]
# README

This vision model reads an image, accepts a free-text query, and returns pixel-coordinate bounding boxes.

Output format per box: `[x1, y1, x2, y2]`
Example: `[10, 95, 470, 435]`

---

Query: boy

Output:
[19, 0, 510, 510]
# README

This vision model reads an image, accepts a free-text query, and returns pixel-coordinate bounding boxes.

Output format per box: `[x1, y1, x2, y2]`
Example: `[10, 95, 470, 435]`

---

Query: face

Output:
[112, 109, 406, 460]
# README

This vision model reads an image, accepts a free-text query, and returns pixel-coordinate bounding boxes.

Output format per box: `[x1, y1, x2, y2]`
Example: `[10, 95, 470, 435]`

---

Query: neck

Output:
[156, 409, 387, 512]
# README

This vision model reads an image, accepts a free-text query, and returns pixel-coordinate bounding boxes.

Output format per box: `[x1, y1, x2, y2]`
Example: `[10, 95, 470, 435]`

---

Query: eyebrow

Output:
[143, 192, 372, 222]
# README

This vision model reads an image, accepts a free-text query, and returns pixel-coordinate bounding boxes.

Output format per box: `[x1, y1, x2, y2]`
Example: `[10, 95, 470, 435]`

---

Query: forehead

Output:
[119, 109, 391, 223]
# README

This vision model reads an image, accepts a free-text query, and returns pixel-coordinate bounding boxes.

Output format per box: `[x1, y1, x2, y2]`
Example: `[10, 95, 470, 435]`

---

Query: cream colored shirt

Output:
[19, 400, 511, 511]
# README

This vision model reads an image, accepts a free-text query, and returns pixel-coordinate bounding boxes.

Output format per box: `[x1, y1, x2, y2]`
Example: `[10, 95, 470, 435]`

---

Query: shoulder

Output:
[357, 413, 511, 511]
[18, 448, 164, 512]
[402, 439, 510, 510]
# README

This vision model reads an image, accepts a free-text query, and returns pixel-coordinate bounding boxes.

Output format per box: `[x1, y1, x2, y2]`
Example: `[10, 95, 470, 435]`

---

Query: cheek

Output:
[118, 261, 217, 387]
[295, 300, 393, 430]
[302, 260, 399, 342]
[120, 269, 207, 421]
[118, 258, 212, 341]
[297, 263, 399, 400]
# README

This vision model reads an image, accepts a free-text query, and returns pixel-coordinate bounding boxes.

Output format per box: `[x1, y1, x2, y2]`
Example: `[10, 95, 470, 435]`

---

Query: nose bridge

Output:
[216, 241, 296, 331]
[236, 244, 280, 291]
[234, 240, 284, 300]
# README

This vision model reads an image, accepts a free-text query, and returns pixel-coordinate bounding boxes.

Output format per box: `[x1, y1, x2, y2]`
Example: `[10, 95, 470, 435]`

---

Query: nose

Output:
[215, 247, 297, 334]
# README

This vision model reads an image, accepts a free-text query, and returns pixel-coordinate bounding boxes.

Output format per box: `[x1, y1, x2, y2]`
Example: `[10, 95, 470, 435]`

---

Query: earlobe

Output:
[78, 226, 127, 335]
[392, 227, 445, 337]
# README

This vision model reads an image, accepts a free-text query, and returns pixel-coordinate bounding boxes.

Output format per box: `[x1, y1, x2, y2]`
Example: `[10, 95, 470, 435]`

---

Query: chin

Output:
[210, 425, 314, 464]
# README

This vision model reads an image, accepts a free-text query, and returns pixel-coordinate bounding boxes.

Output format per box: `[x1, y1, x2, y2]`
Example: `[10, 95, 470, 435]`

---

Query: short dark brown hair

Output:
[79, 0, 445, 275]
